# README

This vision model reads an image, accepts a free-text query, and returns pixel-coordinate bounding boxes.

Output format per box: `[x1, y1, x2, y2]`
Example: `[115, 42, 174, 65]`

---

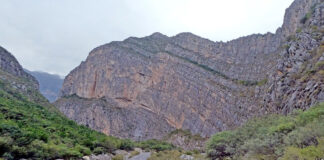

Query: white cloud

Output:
[0, 0, 294, 76]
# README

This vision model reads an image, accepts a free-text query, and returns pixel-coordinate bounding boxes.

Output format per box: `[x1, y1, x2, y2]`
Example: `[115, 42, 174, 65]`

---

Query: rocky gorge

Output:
[55, 0, 324, 149]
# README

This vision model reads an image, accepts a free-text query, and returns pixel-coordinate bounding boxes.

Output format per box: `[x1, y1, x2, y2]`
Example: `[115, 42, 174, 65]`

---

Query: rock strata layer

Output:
[56, 0, 324, 141]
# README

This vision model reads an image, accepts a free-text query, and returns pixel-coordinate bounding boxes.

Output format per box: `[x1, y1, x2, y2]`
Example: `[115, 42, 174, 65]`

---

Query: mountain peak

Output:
[56, 0, 324, 143]
[150, 32, 168, 38]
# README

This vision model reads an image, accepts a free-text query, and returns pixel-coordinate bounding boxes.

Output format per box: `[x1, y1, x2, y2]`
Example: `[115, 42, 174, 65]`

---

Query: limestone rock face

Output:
[56, 0, 324, 140]
[0, 46, 39, 94]
[55, 96, 173, 140]
[0, 46, 37, 85]
[263, 2, 324, 114]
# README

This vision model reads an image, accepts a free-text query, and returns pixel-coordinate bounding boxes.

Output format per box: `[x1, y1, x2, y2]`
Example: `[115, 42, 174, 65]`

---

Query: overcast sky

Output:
[0, 0, 294, 77]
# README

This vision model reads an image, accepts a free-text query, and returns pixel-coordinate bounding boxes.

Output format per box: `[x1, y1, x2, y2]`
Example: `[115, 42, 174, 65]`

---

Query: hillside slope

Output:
[0, 46, 140, 159]
[207, 102, 324, 159]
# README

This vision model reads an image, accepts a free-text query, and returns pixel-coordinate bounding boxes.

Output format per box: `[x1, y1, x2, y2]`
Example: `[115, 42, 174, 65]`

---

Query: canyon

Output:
[55, 0, 324, 144]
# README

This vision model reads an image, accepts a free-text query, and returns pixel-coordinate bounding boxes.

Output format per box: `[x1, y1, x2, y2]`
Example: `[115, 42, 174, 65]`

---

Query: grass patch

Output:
[300, 13, 312, 24]
[112, 154, 124, 160]
[281, 138, 324, 160]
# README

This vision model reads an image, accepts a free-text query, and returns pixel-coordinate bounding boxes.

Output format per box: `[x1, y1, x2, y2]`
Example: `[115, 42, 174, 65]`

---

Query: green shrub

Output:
[75, 145, 91, 155]
[192, 149, 200, 154]
[206, 131, 237, 158]
[185, 151, 192, 155]
[119, 139, 134, 151]
[0, 137, 13, 155]
[300, 12, 312, 24]
[270, 121, 295, 133]
[97, 137, 120, 152]
[93, 147, 105, 154]
[282, 138, 324, 160]
[136, 139, 174, 152]
[129, 151, 140, 158]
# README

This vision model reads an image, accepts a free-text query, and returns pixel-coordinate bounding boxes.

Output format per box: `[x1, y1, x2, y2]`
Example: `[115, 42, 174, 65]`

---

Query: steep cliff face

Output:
[0, 46, 38, 85]
[56, 0, 324, 141]
[263, 1, 324, 114]
[56, 95, 173, 140]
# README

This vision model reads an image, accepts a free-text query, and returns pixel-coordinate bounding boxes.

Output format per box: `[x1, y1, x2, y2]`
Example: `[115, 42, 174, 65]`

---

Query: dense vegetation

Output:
[136, 139, 175, 152]
[0, 79, 174, 160]
[207, 103, 324, 160]
[0, 82, 126, 159]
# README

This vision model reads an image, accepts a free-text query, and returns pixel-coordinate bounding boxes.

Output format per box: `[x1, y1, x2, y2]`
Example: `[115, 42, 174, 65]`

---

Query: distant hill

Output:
[25, 70, 63, 102]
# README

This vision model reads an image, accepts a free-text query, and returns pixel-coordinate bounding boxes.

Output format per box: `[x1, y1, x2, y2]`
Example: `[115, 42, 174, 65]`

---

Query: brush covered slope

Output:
[0, 46, 171, 159]
[55, 0, 323, 144]
[207, 103, 324, 160]
[0, 46, 115, 159]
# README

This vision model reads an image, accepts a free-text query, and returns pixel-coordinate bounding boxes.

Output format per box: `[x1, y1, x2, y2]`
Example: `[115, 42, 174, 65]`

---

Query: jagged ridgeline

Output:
[56, 0, 323, 145]
[0, 47, 173, 159]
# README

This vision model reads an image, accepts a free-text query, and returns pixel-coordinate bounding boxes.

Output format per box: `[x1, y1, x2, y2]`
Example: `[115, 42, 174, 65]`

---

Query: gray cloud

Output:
[0, 0, 294, 76]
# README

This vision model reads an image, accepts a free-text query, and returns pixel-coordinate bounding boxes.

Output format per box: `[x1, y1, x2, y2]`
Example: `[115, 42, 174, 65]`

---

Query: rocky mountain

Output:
[0, 47, 35, 80]
[55, 0, 324, 142]
[0, 46, 45, 103]
[0, 47, 38, 87]
[25, 70, 64, 102]
[0, 46, 175, 160]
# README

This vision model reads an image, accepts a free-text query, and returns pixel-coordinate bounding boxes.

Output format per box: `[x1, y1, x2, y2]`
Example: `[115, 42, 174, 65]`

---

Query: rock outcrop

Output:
[55, 0, 324, 141]
[0, 46, 44, 102]
[263, 1, 324, 114]
[0, 46, 38, 85]
[163, 129, 207, 151]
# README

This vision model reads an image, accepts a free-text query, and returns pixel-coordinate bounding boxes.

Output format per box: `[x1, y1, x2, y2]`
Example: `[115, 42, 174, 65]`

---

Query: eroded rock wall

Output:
[56, 0, 324, 140]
